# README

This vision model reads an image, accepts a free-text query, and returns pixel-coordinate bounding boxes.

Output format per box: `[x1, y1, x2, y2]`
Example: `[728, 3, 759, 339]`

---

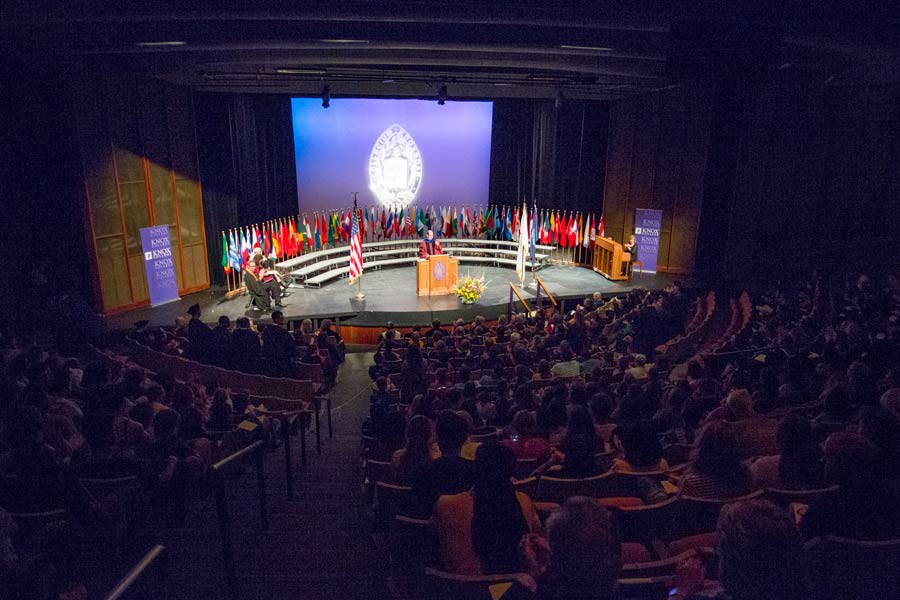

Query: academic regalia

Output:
[418, 238, 443, 259]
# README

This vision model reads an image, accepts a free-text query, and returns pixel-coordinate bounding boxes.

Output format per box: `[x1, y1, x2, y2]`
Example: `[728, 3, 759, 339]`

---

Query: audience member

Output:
[679, 422, 752, 498]
[432, 442, 541, 575]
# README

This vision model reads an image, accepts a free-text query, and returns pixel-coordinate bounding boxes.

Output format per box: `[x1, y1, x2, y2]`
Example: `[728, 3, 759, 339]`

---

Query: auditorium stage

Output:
[104, 264, 682, 331]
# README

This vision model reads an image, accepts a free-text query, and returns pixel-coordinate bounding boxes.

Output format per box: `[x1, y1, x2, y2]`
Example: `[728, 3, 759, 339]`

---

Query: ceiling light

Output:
[528, 75, 566, 83]
[135, 41, 187, 47]
[437, 84, 447, 105]
[559, 45, 612, 52]
[319, 39, 369, 44]
[321, 84, 331, 108]
[276, 68, 327, 75]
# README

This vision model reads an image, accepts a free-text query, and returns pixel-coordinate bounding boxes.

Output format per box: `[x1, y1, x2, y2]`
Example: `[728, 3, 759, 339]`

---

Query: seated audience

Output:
[800, 431, 900, 540]
[503, 496, 621, 600]
[612, 419, 668, 473]
[407, 411, 474, 517]
[391, 414, 436, 485]
[670, 500, 806, 600]
[750, 413, 823, 489]
[432, 442, 541, 575]
[502, 410, 552, 464]
[678, 422, 753, 498]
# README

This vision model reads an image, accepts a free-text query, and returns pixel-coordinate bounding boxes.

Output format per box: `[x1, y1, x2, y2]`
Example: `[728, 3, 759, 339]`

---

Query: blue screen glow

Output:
[291, 98, 493, 210]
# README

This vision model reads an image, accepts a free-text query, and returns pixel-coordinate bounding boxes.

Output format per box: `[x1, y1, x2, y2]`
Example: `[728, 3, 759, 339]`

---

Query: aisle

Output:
[162, 351, 383, 599]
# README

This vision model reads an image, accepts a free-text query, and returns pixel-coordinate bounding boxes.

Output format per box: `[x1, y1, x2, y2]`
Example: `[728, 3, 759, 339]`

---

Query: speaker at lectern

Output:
[416, 254, 459, 296]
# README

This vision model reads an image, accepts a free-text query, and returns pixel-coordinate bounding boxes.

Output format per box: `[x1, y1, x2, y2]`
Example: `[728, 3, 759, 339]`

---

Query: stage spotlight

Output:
[321, 84, 331, 108]
[437, 84, 447, 105]
[555, 90, 564, 110]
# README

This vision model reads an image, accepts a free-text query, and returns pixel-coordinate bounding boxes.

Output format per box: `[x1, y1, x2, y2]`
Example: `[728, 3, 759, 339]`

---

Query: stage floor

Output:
[104, 265, 682, 329]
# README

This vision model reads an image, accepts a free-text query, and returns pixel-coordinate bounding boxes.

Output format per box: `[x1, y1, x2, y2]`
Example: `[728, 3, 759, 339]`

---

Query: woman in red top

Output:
[502, 410, 551, 464]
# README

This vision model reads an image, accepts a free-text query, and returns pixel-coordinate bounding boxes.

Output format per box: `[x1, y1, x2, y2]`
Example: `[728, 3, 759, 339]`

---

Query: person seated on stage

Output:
[249, 246, 266, 268]
[418, 229, 443, 259]
[244, 258, 283, 309]
[621, 233, 637, 276]
[256, 259, 291, 296]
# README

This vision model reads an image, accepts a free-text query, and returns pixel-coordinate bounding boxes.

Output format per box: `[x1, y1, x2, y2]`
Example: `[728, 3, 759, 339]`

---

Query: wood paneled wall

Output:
[601, 87, 713, 274]
[71, 68, 209, 314]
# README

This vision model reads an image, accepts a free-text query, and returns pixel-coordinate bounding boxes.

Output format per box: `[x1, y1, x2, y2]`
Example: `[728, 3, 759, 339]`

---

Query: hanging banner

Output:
[140, 225, 180, 306]
[634, 209, 662, 273]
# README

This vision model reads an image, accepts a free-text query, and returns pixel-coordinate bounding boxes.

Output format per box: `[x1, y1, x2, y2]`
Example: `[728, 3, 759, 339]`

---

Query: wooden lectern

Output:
[417, 255, 459, 296]
[593, 237, 631, 281]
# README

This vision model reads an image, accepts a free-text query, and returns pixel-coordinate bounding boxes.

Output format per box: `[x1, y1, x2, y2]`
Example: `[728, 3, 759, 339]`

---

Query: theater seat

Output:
[424, 567, 534, 600]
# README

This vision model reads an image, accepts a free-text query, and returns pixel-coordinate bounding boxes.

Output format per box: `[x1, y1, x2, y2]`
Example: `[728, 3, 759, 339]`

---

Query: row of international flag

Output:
[220, 204, 606, 275]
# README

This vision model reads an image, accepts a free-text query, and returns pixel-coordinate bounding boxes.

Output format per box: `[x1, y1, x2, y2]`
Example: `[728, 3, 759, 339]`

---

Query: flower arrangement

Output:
[452, 273, 487, 304]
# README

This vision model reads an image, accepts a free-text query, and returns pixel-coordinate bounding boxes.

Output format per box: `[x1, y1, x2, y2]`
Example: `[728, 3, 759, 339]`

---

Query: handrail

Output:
[211, 439, 265, 472]
[535, 276, 557, 307]
[103, 545, 166, 600]
[508, 282, 531, 313]
[211, 439, 269, 600]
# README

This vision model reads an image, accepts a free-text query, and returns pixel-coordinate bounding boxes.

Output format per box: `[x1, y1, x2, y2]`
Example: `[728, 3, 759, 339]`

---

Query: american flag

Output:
[348, 198, 363, 284]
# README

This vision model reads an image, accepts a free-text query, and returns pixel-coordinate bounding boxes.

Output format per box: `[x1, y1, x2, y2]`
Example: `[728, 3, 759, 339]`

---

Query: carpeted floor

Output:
[152, 351, 384, 599]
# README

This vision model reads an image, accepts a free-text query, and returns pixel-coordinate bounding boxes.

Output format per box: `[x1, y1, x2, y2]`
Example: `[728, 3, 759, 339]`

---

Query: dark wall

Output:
[194, 94, 299, 284]
[489, 99, 608, 213]
[698, 79, 900, 279]
[0, 61, 91, 314]
[603, 86, 713, 274]
[604, 77, 900, 278]
[68, 68, 209, 313]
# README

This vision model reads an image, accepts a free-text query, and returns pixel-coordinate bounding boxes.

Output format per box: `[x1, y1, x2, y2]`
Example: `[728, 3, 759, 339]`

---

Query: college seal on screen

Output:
[368, 124, 423, 206]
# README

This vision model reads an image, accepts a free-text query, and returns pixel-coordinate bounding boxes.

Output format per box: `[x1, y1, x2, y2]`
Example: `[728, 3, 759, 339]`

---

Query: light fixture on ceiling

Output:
[321, 84, 331, 108]
[559, 45, 612, 52]
[277, 68, 327, 75]
[135, 41, 187, 47]
[319, 39, 369, 44]
[437, 84, 447, 105]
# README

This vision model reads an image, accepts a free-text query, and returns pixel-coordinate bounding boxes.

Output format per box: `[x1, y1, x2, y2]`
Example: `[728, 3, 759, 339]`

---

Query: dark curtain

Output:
[694, 79, 749, 280]
[489, 99, 608, 212]
[195, 94, 298, 284]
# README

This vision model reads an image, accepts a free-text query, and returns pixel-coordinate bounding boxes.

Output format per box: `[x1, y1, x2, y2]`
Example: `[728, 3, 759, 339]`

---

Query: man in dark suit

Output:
[418, 229, 443, 259]
[261, 311, 296, 376]
[186, 303, 212, 361]
[232, 317, 262, 372]
[210, 315, 234, 367]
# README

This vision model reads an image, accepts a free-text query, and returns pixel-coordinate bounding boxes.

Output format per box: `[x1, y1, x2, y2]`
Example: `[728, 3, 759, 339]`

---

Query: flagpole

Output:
[352, 193, 365, 299]
[576, 212, 581, 265]
[528, 198, 537, 289]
